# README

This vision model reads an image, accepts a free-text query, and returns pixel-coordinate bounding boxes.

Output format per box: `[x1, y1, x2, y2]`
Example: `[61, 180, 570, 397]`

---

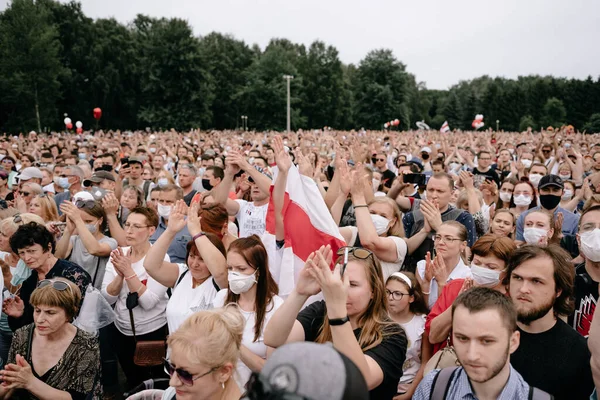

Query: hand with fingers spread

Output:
[459, 170, 474, 190]
[458, 277, 474, 295]
[349, 166, 368, 200]
[338, 160, 352, 195]
[432, 256, 449, 288]
[187, 202, 203, 237]
[102, 193, 120, 215]
[420, 200, 442, 232]
[296, 150, 314, 178]
[166, 200, 187, 233]
[306, 246, 347, 318]
[273, 136, 292, 174]
[2, 295, 24, 318]
[0, 354, 35, 390]
[296, 248, 327, 297]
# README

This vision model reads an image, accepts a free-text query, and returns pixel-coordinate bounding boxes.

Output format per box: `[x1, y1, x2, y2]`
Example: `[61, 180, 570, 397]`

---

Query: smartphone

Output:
[404, 173, 427, 186]
[120, 157, 129, 168]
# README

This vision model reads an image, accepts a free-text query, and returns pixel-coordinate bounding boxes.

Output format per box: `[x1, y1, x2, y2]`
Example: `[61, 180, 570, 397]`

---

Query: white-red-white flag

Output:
[263, 166, 346, 298]
[440, 121, 450, 133]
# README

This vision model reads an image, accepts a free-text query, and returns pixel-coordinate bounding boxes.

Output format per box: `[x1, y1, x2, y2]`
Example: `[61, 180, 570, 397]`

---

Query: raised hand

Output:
[110, 248, 133, 277]
[187, 202, 203, 236]
[459, 170, 474, 190]
[102, 193, 120, 215]
[2, 295, 24, 318]
[273, 135, 292, 173]
[459, 277, 474, 294]
[420, 200, 442, 232]
[432, 256, 449, 287]
[296, 150, 314, 178]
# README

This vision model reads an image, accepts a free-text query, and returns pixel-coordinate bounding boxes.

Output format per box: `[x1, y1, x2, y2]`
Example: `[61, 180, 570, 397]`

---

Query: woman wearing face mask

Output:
[144, 201, 228, 334]
[416, 221, 470, 309]
[372, 171, 386, 197]
[427, 235, 515, 353]
[55, 200, 118, 289]
[495, 178, 517, 210]
[509, 180, 537, 217]
[157, 171, 175, 189]
[211, 235, 282, 389]
[522, 210, 558, 246]
[386, 272, 429, 400]
[489, 209, 516, 238]
[559, 180, 577, 210]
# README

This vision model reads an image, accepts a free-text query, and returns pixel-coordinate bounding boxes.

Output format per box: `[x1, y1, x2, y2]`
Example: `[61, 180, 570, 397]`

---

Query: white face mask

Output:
[499, 192, 512, 203]
[449, 162, 461, 171]
[562, 189, 573, 200]
[370, 214, 391, 235]
[157, 203, 172, 219]
[372, 179, 381, 192]
[513, 194, 532, 207]
[523, 227, 548, 244]
[528, 173, 543, 187]
[157, 178, 168, 188]
[521, 159, 532, 168]
[580, 229, 600, 262]
[228, 271, 257, 294]
[559, 174, 571, 181]
[471, 264, 502, 287]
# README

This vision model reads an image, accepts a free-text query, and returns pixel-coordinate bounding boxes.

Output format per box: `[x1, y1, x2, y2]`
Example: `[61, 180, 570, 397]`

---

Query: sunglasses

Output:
[163, 358, 217, 386]
[336, 246, 373, 276]
[245, 372, 308, 400]
[13, 214, 22, 224]
[37, 279, 74, 295]
[75, 200, 96, 209]
[21, 192, 31, 197]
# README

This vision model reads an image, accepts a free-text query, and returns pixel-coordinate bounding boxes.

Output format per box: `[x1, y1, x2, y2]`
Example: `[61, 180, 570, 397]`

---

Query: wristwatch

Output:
[328, 316, 350, 326]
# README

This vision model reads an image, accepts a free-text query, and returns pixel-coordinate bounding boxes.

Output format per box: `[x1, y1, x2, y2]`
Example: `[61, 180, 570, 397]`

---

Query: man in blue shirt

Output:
[516, 174, 579, 242]
[413, 287, 550, 400]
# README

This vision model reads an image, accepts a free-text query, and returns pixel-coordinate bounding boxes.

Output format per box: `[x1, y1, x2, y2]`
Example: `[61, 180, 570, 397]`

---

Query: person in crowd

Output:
[3, 222, 91, 332]
[496, 178, 516, 210]
[488, 208, 516, 238]
[211, 235, 282, 388]
[15, 167, 43, 187]
[471, 150, 501, 187]
[569, 205, 600, 337]
[156, 170, 176, 188]
[142, 165, 154, 182]
[15, 183, 43, 214]
[509, 179, 537, 218]
[559, 179, 577, 210]
[264, 245, 407, 400]
[82, 171, 117, 193]
[101, 206, 170, 389]
[0, 278, 101, 398]
[55, 200, 118, 289]
[521, 209, 560, 246]
[385, 272, 429, 399]
[53, 165, 85, 212]
[426, 234, 515, 353]
[374, 152, 396, 192]
[144, 200, 228, 333]
[149, 184, 189, 264]
[401, 173, 476, 273]
[516, 175, 580, 242]
[161, 306, 244, 400]
[456, 171, 489, 237]
[0, 171, 10, 200]
[507, 245, 594, 399]
[527, 163, 548, 189]
[177, 164, 197, 206]
[27, 194, 59, 223]
[118, 185, 145, 226]
[417, 221, 471, 309]
[199, 203, 238, 249]
[122, 157, 154, 200]
[201, 166, 224, 193]
[413, 288, 550, 399]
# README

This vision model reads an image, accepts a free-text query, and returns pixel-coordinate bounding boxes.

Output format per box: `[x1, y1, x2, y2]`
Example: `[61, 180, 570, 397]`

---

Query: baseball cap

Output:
[15, 167, 43, 181]
[83, 171, 115, 187]
[243, 342, 369, 400]
[421, 147, 432, 154]
[538, 174, 564, 190]
[73, 191, 94, 202]
[127, 157, 144, 166]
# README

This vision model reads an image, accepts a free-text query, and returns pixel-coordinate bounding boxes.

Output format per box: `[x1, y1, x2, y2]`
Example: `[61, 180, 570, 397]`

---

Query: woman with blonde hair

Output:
[264, 245, 407, 399]
[28, 194, 59, 223]
[157, 170, 176, 188]
[160, 306, 244, 400]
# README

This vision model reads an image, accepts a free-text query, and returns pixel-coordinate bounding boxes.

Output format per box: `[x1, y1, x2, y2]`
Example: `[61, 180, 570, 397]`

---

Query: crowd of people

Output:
[0, 127, 597, 399]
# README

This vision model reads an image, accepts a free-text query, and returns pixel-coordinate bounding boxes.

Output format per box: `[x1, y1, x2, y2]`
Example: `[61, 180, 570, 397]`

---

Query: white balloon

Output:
[76, 121, 83, 128]
[64, 117, 72, 125]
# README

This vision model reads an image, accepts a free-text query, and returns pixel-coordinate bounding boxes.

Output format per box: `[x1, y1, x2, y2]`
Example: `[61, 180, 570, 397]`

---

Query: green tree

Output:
[443, 92, 462, 130]
[519, 115, 537, 131]
[541, 97, 567, 129]
[584, 113, 600, 133]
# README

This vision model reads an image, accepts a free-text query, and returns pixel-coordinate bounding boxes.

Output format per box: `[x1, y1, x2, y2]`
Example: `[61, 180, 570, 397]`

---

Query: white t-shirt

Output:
[101, 246, 170, 336]
[166, 263, 220, 333]
[417, 257, 471, 309]
[398, 314, 426, 391]
[212, 289, 284, 388]
[235, 200, 268, 238]
[346, 227, 407, 280]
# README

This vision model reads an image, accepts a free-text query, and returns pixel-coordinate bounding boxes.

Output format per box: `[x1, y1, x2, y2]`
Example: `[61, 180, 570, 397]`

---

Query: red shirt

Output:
[425, 279, 464, 354]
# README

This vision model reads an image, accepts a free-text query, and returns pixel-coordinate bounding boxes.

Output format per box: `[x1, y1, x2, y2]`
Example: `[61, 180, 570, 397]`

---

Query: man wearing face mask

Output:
[569, 205, 600, 337]
[54, 165, 85, 214]
[515, 175, 580, 243]
[201, 166, 224, 193]
[149, 184, 189, 263]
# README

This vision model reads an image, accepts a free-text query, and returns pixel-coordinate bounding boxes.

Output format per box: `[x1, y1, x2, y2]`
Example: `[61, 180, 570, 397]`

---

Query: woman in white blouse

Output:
[101, 206, 170, 389]
[144, 200, 228, 333]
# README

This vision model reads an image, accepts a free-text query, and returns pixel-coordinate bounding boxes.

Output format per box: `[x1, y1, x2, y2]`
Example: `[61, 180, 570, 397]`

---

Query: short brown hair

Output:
[503, 245, 574, 316]
[430, 172, 454, 190]
[452, 287, 517, 334]
[471, 234, 516, 265]
[30, 278, 81, 321]
[129, 206, 159, 228]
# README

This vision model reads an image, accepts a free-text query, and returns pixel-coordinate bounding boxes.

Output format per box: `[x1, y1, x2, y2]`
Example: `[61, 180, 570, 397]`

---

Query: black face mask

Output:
[539, 194, 561, 210]
[95, 165, 113, 172]
[421, 153, 430, 160]
[202, 179, 213, 191]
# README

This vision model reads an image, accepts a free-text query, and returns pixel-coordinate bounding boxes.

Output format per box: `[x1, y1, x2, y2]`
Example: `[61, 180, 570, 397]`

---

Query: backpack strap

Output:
[528, 386, 553, 400]
[430, 367, 460, 400]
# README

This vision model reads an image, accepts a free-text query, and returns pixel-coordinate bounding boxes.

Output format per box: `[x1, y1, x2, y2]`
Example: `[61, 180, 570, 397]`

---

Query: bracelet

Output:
[124, 274, 136, 280]
[192, 232, 206, 241]
[353, 205, 368, 209]
[328, 316, 350, 326]
[422, 290, 431, 295]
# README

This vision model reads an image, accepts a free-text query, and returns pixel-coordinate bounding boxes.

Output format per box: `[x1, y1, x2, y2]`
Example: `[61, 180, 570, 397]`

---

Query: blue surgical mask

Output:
[157, 178, 168, 188]
[86, 223, 97, 234]
[78, 153, 87, 160]
[57, 177, 71, 189]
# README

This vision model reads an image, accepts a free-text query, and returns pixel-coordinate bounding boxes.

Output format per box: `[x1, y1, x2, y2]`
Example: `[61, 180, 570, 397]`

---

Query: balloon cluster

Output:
[62, 107, 102, 133]
[472, 114, 485, 130]
[384, 119, 400, 129]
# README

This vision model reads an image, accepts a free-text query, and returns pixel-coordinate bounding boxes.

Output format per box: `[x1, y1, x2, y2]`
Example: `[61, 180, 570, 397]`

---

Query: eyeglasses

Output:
[386, 290, 410, 301]
[433, 235, 463, 243]
[123, 223, 150, 231]
[37, 279, 74, 296]
[376, 158, 386, 162]
[75, 200, 96, 209]
[245, 372, 308, 400]
[163, 358, 217, 386]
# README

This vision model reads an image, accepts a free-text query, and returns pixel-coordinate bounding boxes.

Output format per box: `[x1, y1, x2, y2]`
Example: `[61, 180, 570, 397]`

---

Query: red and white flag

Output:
[440, 121, 450, 133]
[263, 166, 346, 298]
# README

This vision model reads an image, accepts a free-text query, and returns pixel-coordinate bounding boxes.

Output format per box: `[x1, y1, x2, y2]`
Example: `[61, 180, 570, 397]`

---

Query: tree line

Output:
[1, 0, 599, 133]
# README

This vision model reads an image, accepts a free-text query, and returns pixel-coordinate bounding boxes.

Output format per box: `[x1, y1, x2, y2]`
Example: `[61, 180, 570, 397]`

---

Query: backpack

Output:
[429, 367, 553, 400]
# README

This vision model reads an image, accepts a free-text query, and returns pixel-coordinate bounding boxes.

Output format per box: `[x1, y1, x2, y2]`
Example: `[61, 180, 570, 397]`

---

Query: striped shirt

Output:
[413, 365, 531, 400]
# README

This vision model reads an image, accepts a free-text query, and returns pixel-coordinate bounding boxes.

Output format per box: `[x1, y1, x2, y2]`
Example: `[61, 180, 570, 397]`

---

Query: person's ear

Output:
[509, 329, 520, 355]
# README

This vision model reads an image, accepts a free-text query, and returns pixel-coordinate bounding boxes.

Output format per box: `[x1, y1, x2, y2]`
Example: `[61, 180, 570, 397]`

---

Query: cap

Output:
[421, 147, 432, 154]
[127, 157, 144, 166]
[538, 174, 564, 190]
[73, 191, 94, 202]
[83, 171, 115, 187]
[244, 342, 369, 400]
[15, 167, 43, 181]
[89, 186, 107, 201]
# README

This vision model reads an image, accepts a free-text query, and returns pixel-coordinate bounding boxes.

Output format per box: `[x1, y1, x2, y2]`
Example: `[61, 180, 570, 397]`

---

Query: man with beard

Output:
[507, 245, 593, 399]
[413, 287, 550, 399]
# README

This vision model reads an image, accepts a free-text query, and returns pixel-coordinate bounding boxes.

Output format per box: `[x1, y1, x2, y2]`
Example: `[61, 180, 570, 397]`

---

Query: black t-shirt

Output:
[296, 301, 407, 400]
[472, 166, 501, 187]
[511, 319, 593, 400]
[568, 263, 599, 337]
[381, 169, 396, 189]
[183, 189, 197, 206]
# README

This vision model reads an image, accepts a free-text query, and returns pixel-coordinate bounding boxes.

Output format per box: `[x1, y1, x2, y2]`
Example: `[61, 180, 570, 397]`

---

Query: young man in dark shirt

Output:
[507, 245, 594, 400]
[570, 205, 600, 337]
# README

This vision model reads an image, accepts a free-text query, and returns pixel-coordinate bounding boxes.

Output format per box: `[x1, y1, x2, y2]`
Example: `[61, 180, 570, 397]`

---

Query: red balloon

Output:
[93, 107, 102, 120]
[76, 127, 83, 134]
[66, 122, 73, 130]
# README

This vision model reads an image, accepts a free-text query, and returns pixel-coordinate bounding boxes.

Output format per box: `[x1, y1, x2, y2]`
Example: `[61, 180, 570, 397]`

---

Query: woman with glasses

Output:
[416, 221, 470, 309]
[3, 222, 91, 332]
[55, 200, 118, 289]
[159, 306, 244, 400]
[426, 235, 515, 354]
[0, 278, 101, 399]
[28, 195, 59, 223]
[101, 206, 170, 389]
[264, 246, 407, 400]
[385, 272, 429, 400]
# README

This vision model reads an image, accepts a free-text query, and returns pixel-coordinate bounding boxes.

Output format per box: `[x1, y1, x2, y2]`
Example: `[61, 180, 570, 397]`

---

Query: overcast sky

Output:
[3, 0, 599, 89]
